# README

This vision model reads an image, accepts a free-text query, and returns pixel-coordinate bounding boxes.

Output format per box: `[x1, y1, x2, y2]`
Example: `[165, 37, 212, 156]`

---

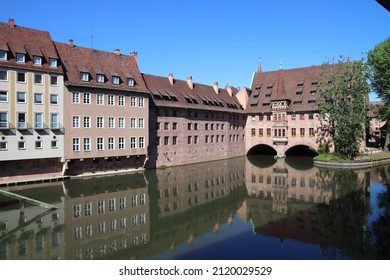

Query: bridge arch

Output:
[247, 144, 277, 156]
[285, 144, 319, 157]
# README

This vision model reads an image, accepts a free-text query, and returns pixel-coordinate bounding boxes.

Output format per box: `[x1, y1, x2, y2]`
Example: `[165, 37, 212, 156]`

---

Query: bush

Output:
[318, 143, 329, 154]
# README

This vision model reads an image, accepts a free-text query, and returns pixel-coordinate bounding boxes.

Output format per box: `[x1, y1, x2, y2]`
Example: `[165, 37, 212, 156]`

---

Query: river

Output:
[1, 155, 389, 260]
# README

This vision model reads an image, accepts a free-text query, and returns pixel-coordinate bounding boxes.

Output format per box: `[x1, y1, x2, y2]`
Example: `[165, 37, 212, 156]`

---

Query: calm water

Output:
[1, 155, 390, 260]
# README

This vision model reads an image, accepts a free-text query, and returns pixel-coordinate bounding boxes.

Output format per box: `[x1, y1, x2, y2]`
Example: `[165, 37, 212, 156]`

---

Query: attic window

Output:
[311, 80, 318, 86]
[266, 84, 273, 89]
[49, 58, 57, 67]
[33, 56, 42, 65]
[0, 50, 7, 60]
[308, 100, 316, 104]
[293, 101, 302, 105]
[80, 72, 89, 81]
[112, 76, 120, 85]
[296, 91, 302, 96]
[97, 74, 105, 83]
[297, 81, 304, 87]
[16, 53, 25, 63]
[255, 86, 261, 90]
[265, 93, 271, 97]
[127, 78, 135, 86]
[310, 90, 317, 95]
[263, 102, 270, 106]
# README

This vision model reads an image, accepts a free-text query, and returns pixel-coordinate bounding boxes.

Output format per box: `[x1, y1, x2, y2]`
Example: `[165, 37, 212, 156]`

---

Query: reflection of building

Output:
[0, 19, 65, 178]
[63, 174, 149, 259]
[0, 183, 65, 260]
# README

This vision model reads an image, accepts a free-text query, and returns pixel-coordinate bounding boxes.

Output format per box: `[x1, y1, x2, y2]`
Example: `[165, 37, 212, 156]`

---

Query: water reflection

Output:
[1, 156, 389, 259]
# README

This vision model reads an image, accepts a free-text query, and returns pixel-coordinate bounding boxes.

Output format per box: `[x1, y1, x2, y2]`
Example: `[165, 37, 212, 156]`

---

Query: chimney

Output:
[213, 82, 219, 94]
[8, 18, 15, 28]
[168, 73, 174, 86]
[130, 51, 138, 63]
[68, 39, 74, 47]
[187, 76, 194, 89]
[114, 49, 120, 55]
[226, 85, 233, 97]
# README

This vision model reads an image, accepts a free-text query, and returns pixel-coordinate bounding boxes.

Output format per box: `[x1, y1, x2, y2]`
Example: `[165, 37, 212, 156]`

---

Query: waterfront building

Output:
[142, 73, 246, 168]
[243, 65, 334, 157]
[54, 42, 150, 175]
[0, 19, 65, 178]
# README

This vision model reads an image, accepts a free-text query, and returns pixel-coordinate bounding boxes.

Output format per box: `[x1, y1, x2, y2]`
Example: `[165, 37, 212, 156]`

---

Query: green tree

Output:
[367, 37, 390, 151]
[317, 57, 370, 159]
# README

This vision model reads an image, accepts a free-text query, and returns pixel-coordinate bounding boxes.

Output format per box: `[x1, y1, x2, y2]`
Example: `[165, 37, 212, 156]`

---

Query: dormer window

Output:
[33, 56, 42, 65]
[0, 50, 7, 60]
[49, 58, 57, 67]
[80, 72, 89, 81]
[97, 74, 105, 83]
[266, 84, 273, 89]
[311, 80, 318, 86]
[297, 81, 304, 87]
[16, 53, 25, 63]
[112, 76, 120, 85]
[127, 78, 135, 86]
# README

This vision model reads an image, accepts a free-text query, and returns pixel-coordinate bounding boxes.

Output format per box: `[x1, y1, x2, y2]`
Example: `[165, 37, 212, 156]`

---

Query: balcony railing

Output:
[17, 122, 30, 130]
[35, 122, 46, 130]
[0, 121, 9, 129]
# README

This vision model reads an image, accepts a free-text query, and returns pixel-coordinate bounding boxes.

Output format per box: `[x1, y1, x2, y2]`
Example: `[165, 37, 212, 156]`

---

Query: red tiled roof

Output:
[247, 65, 322, 114]
[0, 20, 62, 74]
[142, 73, 244, 113]
[54, 42, 149, 94]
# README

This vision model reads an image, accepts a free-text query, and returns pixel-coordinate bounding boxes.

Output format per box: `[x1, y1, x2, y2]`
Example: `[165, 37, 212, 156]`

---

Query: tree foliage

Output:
[317, 57, 370, 159]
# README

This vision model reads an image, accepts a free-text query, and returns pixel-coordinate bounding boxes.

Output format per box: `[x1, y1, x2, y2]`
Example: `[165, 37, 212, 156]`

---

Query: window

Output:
[35, 141, 42, 149]
[16, 53, 25, 63]
[0, 91, 8, 102]
[118, 95, 125, 106]
[72, 92, 80, 104]
[130, 118, 136, 128]
[51, 114, 59, 129]
[308, 100, 316, 104]
[139, 137, 145, 149]
[108, 137, 114, 150]
[267, 128, 271, 137]
[131, 195, 137, 207]
[205, 135, 209, 143]
[0, 141, 8, 150]
[0, 112, 8, 129]
[309, 113, 314, 119]
[50, 75, 58, 85]
[50, 94, 58, 105]
[259, 128, 263, 137]
[83, 138, 90, 151]
[34, 74, 43, 85]
[83, 116, 90, 128]
[51, 140, 58, 149]
[119, 137, 125, 149]
[17, 72, 26, 82]
[310, 90, 317, 95]
[109, 198, 116, 212]
[72, 116, 80, 128]
[97, 137, 104, 151]
[172, 136, 177, 145]
[138, 97, 144, 107]
[300, 114, 305, 120]
[127, 78, 135, 86]
[97, 94, 104, 105]
[118, 117, 124, 128]
[97, 74, 105, 83]
[130, 137, 136, 149]
[72, 138, 80, 152]
[0, 70, 7, 81]
[33, 56, 42, 65]
[172, 122, 177, 130]
[17, 112, 27, 129]
[300, 128, 305, 137]
[194, 135, 199, 144]
[109, 117, 115, 128]
[138, 118, 144, 129]
[97, 200, 105, 214]
[251, 128, 256, 136]
[112, 76, 120, 85]
[97, 117, 103, 128]
[188, 123, 192, 130]
[291, 128, 296, 137]
[309, 127, 315, 137]
[34, 93, 43, 104]
[164, 122, 169, 130]
[17, 92, 26, 103]
[80, 72, 89, 81]
[119, 197, 126, 210]
[108, 95, 114, 105]
[0, 50, 7, 60]
[18, 141, 26, 149]
[130, 96, 136, 107]
[73, 204, 81, 218]
[188, 136, 192, 144]
[35, 113, 44, 129]
[83, 92, 90, 104]
[49, 58, 57, 67]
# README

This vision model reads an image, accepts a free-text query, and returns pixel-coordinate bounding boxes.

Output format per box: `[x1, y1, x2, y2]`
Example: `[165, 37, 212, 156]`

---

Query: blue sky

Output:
[1, 0, 389, 99]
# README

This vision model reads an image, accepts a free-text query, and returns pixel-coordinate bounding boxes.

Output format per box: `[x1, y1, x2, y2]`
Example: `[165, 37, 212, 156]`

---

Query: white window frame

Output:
[130, 137, 137, 149]
[50, 94, 58, 105]
[119, 137, 125, 149]
[18, 141, 26, 150]
[83, 138, 91, 151]
[72, 92, 80, 104]
[118, 95, 125, 106]
[34, 93, 43, 104]
[0, 69, 8, 81]
[112, 76, 120, 85]
[139, 137, 145, 149]
[0, 50, 7, 60]
[83, 116, 91, 128]
[131, 195, 137, 207]
[34, 112, 44, 129]
[0, 111, 8, 129]
[80, 72, 89, 81]
[97, 200, 105, 214]
[72, 116, 80, 128]
[118, 117, 124, 128]
[138, 97, 144, 107]
[17, 112, 27, 129]
[83, 92, 91, 104]
[97, 94, 104, 105]
[0, 91, 8, 102]
[50, 75, 58, 86]
[0, 141, 8, 150]
[108, 95, 114, 105]
[33, 55, 42, 65]
[35, 140, 43, 149]
[130, 118, 136, 128]
[97, 137, 104, 151]
[17, 72, 26, 83]
[97, 74, 105, 83]
[97, 117, 103, 128]
[119, 196, 126, 210]
[109, 198, 116, 212]
[138, 118, 144, 129]
[130, 96, 136, 107]
[16, 53, 25, 63]
[72, 138, 80, 152]
[127, 78, 135, 86]
[108, 117, 115, 128]
[108, 137, 114, 150]
[51, 113, 59, 129]
[51, 140, 58, 149]
[17, 91, 26, 103]
[49, 58, 57, 67]
[73, 204, 81, 218]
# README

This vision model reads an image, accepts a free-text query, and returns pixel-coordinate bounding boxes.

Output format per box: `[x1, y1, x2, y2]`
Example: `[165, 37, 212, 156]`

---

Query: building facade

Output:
[142, 73, 246, 168]
[54, 41, 150, 175]
[0, 19, 65, 178]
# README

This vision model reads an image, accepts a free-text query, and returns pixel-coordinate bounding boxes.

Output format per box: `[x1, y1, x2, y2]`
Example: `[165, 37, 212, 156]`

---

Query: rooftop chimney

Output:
[168, 73, 174, 86]
[68, 39, 74, 47]
[114, 49, 120, 55]
[8, 18, 15, 28]
[226, 85, 233, 97]
[187, 76, 194, 89]
[130, 51, 138, 63]
[213, 82, 219, 94]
